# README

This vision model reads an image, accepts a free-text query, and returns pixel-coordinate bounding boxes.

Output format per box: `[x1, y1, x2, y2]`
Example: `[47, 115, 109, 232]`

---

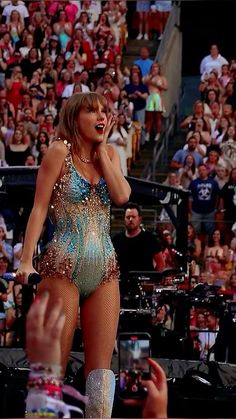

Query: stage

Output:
[1, 349, 236, 418]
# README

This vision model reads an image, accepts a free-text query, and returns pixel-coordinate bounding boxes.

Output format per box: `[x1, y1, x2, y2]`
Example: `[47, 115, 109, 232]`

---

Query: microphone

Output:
[2, 272, 41, 285]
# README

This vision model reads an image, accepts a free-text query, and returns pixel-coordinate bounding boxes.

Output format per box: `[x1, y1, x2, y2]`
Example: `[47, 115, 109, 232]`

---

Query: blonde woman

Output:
[16, 92, 131, 418]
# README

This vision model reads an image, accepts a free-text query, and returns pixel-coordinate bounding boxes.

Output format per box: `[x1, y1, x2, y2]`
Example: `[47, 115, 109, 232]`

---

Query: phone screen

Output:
[118, 333, 151, 399]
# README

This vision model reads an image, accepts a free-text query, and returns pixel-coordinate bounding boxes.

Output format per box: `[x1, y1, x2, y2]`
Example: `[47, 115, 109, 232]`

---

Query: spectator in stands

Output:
[151, 1, 172, 40]
[187, 223, 202, 276]
[0, 223, 13, 262]
[2, 0, 29, 26]
[143, 61, 168, 142]
[204, 148, 225, 178]
[222, 103, 234, 126]
[125, 70, 148, 146]
[212, 116, 230, 145]
[200, 44, 228, 78]
[65, 39, 88, 74]
[24, 154, 36, 166]
[178, 154, 198, 189]
[203, 89, 221, 117]
[185, 131, 207, 157]
[219, 64, 232, 88]
[0, 31, 15, 66]
[96, 71, 120, 110]
[208, 102, 221, 136]
[0, 88, 15, 126]
[74, 11, 94, 48]
[170, 136, 203, 169]
[5, 127, 31, 166]
[93, 12, 114, 41]
[199, 70, 224, 102]
[225, 272, 236, 299]
[180, 100, 209, 131]
[214, 165, 229, 190]
[6, 65, 27, 112]
[160, 230, 179, 270]
[220, 125, 236, 169]
[134, 46, 154, 77]
[7, 10, 24, 46]
[204, 229, 229, 274]
[21, 47, 41, 82]
[107, 112, 128, 175]
[0, 257, 8, 341]
[136, 0, 150, 40]
[112, 202, 165, 286]
[198, 312, 219, 360]
[219, 167, 236, 239]
[53, 10, 73, 53]
[189, 163, 220, 237]
[93, 36, 114, 73]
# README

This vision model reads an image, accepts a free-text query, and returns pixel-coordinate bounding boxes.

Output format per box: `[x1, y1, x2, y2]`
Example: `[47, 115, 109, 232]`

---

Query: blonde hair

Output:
[57, 92, 108, 154]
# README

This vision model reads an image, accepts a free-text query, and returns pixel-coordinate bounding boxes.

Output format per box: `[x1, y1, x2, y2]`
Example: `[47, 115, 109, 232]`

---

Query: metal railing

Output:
[142, 104, 177, 182]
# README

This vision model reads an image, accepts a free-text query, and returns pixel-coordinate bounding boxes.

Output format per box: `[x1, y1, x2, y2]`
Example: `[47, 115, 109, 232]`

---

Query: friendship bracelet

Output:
[30, 363, 63, 377]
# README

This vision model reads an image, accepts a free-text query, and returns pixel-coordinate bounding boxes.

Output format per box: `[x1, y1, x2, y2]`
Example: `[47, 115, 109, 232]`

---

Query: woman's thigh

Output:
[80, 279, 120, 378]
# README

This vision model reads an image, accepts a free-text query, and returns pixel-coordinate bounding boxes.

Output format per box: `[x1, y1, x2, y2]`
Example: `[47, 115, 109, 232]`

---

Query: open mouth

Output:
[95, 123, 105, 134]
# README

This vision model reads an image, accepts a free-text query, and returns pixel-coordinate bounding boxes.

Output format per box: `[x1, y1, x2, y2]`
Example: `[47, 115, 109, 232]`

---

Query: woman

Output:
[136, 0, 150, 40]
[65, 39, 87, 74]
[5, 128, 31, 166]
[143, 62, 168, 142]
[204, 229, 229, 274]
[179, 154, 198, 189]
[21, 47, 41, 82]
[0, 224, 13, 263]
[74, 11, 94, 48]
[107, 112, 128, 176]
[7, 10, 24, 46]
[212, 116, 230, 145]
[16, 92, 131, 418]
[53, 10, 73, 52]
[6, 66, 27, 112]
[56, 69, 73, 97]
[125, 71, 148, 145]
[96, 71, 120, 111]
[19, 33, 35, 59]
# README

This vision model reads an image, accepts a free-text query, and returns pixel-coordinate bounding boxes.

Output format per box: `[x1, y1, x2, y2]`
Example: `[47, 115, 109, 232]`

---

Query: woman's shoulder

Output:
[49, 138, 71, 157]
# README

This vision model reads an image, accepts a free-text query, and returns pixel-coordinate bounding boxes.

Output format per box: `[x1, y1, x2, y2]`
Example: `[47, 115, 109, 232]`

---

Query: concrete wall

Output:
[156, 3, 182, 117]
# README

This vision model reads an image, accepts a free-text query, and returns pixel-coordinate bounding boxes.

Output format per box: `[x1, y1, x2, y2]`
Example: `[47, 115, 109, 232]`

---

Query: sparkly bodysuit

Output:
[39, 141, 119, 298]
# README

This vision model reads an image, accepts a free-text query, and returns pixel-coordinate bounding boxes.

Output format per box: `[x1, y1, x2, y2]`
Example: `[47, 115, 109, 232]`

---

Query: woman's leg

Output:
[80, 279, 120, 417]
[145, 110, 153, 141]
[37, 275, 79, 372]
[154, 111, 162, 140]
[137, 12, 144, 39]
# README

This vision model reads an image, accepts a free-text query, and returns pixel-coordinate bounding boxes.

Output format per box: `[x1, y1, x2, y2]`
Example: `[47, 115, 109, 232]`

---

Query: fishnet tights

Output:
[37, 276, 120, 376]
[81, 279, 120, 378]
[37, 275, 79, 372]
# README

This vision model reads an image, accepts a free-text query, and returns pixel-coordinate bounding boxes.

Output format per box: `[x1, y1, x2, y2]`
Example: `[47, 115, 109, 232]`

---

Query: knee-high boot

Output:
[85, 369, 115, 418]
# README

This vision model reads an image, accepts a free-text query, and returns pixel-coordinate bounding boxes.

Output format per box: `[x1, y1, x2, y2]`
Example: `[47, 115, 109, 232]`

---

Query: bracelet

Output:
[30, 363, 63, 376]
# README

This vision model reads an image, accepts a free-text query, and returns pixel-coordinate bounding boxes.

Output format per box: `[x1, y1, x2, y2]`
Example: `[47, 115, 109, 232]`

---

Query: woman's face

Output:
[100, 13, 107, 24]
[222, 65, 229, 75]
[195, 119, 204, 130]
[81, 12, 88, 23]
[151, 63, 160, 75]
[186, 155, 194, 166]
[29, 48, 37, 59]
[26, 34, 33, 45]
[194, 102, 203, 114]
[227, 126, 235, 138]
[230, 274, 236, 288]
[220, 117, 229, 129]
[226, 83, 233, 95]
[209, 72, 217, 83]
[216, 166, 227, 179]
[39, 132, 47, 142]
[77, 101, 107, 146]
[14, 129, 23, 142]
[59, 11, 66, 20]
[115, 55, 122, 66]
[131, 72, 140, 84]
[208, 151, 218, 163]
[208, 91, 216, 102]
[213, 229, 221, 242]
[187, 224, 194, 237]
[11, 10, 19, 20]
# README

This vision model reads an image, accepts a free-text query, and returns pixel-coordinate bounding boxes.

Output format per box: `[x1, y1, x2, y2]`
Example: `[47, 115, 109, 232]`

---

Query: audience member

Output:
[200, 44, 228, 78]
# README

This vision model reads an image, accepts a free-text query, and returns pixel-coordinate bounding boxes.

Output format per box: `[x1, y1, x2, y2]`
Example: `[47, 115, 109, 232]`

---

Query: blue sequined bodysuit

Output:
[39, 141, 119, 298]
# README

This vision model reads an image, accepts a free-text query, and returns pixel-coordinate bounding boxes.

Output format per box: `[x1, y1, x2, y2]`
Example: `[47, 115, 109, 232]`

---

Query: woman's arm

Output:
[17, 142, 67, 280]
[95, 115, 131, 205]
[97, 144, 130, 205]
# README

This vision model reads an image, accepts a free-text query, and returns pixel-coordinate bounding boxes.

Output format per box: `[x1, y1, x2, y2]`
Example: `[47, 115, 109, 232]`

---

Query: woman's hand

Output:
[26, 291, 65, 365]
[123, 358, 168, 418]
[16, 262, 38, 285]
[95, 113, 116, 154]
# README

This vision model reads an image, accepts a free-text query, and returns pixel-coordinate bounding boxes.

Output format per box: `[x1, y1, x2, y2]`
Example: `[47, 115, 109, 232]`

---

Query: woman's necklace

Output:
[78, 154, 93, 164]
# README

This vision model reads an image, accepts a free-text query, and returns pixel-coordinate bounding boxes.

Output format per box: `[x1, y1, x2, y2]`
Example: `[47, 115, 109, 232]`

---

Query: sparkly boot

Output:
[85, 369, 115, 418]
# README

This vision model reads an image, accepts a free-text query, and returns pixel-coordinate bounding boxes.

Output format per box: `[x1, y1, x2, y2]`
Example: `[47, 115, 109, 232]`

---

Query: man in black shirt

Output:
[113, 203, 165, 288]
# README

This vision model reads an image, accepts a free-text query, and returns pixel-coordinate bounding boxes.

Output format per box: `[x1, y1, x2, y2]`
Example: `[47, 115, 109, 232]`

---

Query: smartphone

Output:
[118, 332, 151, 399]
